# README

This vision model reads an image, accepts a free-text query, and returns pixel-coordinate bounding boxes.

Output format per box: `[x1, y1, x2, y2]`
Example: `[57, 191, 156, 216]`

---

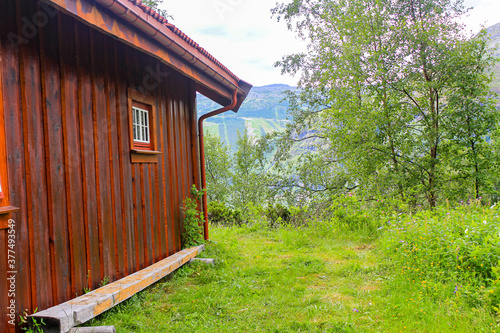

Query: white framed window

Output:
[127, 88, 161, 163]
[132, 105, 150, 145]
[131, 100, 153, 151]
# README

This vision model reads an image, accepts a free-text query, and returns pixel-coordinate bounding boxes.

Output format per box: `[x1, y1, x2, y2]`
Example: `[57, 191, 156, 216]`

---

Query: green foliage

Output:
[265, 203, 291, 227]
[381, 202, 500, 311]
[232, 128, 270, 207]
[141, 0, 173, 20]
[181, 186, 205, 248]
[99, 276, 110, 288]
[204, 132, 233, 203]
[20, 309, 45, 333]
[272, 0, 500, 206]
[207, 201, 243, 226]
[88, 210, 498, 331]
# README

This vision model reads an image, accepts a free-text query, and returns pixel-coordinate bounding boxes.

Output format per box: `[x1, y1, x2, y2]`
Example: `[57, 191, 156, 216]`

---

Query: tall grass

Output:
[380, 201, 500, 315]
[86, 198, 500, 332]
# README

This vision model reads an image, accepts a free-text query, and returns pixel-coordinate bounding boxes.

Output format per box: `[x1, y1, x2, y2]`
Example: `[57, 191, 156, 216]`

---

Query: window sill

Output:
[0, 206, 20, 230]
[131, 149, 162, 155]
[0, 206, 20, 215]
[131, 150, 162, 163]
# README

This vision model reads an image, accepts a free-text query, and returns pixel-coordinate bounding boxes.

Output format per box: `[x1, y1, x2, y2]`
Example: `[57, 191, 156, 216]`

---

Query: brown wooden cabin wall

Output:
[0, 0, 201, 330]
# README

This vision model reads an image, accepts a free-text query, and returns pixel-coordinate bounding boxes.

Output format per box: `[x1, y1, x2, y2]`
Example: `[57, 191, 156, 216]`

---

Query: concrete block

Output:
[69, 326, 116, 333]
[189, 258, 215, 265]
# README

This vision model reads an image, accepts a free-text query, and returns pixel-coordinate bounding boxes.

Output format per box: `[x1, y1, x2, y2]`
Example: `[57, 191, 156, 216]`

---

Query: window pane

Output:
[132, 105, 151, 145]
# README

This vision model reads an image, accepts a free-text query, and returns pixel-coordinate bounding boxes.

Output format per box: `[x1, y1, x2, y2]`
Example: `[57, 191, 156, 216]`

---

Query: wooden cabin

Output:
[0, 0, 251, 331]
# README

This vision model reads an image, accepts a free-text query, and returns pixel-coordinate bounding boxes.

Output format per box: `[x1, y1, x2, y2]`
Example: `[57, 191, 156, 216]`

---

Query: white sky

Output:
[161, 0, 500, 87]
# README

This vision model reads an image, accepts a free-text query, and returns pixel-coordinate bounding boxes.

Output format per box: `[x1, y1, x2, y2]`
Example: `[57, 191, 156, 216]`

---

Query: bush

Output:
[265, 204, 291, 227]
[181, 186, 205, 248]
[208, 201, 243, 226]
[381, 201, 500, 310]
[326, 193, 407, 235]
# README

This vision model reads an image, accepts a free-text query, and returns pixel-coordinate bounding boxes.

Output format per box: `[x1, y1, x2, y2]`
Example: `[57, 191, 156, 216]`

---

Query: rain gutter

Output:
[198, 89, 238, 240]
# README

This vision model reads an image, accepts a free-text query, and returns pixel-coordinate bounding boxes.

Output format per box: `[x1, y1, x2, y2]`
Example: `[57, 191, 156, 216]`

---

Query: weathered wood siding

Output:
[0, 0, 200, 330]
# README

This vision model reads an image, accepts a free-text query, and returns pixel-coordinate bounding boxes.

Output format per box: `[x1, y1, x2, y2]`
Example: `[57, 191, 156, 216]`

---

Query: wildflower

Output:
[483, 220, 487, 225]
[352, 308, 358, 312]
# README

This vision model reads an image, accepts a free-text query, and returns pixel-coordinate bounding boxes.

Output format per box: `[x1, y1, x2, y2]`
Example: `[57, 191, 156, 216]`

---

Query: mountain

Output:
[486, 22, 500, 98]
[197, 84, 295, 150]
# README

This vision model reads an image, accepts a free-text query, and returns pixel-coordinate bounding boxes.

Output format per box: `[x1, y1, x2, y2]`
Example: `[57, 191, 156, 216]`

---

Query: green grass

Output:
[87, 220, 498, 332]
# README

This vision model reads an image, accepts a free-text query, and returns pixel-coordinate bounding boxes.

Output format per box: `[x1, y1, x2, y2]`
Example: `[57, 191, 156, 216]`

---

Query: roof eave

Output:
[42, 0, 251, 109]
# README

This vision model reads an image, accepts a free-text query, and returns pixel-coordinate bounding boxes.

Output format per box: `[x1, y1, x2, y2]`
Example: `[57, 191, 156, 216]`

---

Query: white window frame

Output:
[132, 105, 150, 144]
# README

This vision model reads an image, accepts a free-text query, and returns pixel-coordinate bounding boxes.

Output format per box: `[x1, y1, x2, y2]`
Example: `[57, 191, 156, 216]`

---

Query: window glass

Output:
[132, 105, 150, 144]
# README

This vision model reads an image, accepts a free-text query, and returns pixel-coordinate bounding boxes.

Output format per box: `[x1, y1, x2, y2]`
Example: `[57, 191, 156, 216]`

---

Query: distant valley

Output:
[197, 84, 295, 151]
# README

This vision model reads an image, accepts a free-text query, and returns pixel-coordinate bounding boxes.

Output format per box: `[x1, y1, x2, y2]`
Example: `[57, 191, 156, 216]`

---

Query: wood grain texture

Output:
[0, 1, 33, 329]
[0, 1, 201, 330]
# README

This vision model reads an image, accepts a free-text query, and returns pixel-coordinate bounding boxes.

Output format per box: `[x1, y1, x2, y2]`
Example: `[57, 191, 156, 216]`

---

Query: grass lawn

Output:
[87, 223, 497, 332]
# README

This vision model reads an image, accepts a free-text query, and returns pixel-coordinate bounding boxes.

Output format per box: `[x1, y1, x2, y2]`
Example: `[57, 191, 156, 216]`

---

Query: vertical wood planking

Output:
[115, 40, 134, 276]
[134, 163, 144, 269]
[140, 165, 150, 267]
[17, 0, 53, 310]
[76, 23, 101, 289]
[190, 82, 201, 190]
[0, 0, 32, 327]
[188, 81, 202, 222]
[0, 2, 11, 329]
[161, 79, 174, 256]
[124, 48, 142, 271]
[90, 29, 115, 283]
[0, 3, 7, 326]
[181, 82, 194, 194]
[156, 78, 167, 259]
[0, 4, 204, 323]
[153, 87, 165, 260]
[166, 78, 180, 253]
[105, 39, 123, 280]
[58, 13, 86, 297]
[146, 58, 159, 262]
[38, 7, 71, 304]
[129, 51, 144, 271]
[173, 82, 185, 250]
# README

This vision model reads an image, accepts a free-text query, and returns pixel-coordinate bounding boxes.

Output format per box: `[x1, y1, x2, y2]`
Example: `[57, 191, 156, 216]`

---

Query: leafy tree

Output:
[273, 0, 499, 207]
[232, 127, 269, 207]
[142, 0, 173, 20]
[204, 132, 233, 203]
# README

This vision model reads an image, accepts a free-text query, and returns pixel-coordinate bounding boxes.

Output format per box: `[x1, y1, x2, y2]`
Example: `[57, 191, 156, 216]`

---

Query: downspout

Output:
[198, 89, 238, 240]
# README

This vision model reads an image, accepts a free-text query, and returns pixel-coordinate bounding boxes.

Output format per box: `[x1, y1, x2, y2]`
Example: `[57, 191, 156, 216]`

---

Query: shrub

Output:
[208, 201, 243, 226]
[265, 204, 291, 227]
[181, 186, 205, 248]
[326, 193, 407, 235]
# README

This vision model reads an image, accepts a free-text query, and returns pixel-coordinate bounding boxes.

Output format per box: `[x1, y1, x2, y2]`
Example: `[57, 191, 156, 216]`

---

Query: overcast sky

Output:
[161, 0, 500, 87]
